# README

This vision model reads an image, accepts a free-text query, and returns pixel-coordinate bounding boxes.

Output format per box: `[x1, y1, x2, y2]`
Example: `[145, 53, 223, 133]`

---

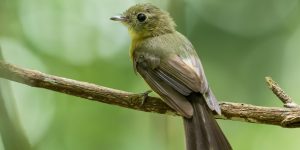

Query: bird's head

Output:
[111, 3, 176, 39]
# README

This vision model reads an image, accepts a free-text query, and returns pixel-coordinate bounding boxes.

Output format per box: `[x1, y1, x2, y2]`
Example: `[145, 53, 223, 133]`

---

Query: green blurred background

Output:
[1, 0, 300, 149]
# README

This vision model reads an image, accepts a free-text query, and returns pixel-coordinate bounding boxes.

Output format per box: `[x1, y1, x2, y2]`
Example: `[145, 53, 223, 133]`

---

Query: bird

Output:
[110, 3, 232, 150]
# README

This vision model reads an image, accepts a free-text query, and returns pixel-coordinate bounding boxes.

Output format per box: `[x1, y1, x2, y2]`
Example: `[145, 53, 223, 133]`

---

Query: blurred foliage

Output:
[1, 0, 300, 150]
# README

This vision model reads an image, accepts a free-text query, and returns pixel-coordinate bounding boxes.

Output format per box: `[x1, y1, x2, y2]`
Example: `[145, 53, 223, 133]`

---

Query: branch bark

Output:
[0, 61, 300, 128]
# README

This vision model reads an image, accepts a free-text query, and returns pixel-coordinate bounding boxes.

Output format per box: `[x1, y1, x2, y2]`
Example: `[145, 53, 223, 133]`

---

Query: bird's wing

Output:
[134, 33, 220, 117]
[136, 65, 194, 117]
[158, 53, 221, 114]
[158, 54, 206, 94]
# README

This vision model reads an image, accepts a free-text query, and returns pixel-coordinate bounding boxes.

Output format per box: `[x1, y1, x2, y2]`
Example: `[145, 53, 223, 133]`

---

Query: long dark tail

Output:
[183, 94, 232, 150]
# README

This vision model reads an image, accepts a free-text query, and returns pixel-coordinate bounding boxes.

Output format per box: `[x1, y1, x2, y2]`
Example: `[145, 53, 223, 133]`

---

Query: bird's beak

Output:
[110, 15, 127, 22]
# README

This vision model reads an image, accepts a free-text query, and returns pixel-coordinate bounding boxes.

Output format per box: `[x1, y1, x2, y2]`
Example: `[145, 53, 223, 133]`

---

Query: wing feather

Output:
[159, 55, 203, 92]
[137, 66, 193, 118]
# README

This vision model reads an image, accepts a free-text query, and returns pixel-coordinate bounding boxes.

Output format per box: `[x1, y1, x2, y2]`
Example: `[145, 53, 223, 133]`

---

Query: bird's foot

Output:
[139, 90, 152, 107]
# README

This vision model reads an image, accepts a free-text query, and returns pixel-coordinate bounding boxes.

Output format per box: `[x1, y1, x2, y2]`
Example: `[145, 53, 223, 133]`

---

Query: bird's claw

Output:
[139, 90, 152, 107]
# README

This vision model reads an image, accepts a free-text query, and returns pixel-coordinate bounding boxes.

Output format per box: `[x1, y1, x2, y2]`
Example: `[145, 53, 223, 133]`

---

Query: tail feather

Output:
[183, 94, 232, 150]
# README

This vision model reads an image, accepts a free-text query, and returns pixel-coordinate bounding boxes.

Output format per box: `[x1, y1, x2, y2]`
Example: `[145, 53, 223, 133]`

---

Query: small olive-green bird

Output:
[111, 3, 232, 150]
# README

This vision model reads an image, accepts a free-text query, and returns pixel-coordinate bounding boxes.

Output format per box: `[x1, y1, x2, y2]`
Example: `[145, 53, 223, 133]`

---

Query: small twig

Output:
[0, 61, 300, 127]
[265, 77, 300, 108]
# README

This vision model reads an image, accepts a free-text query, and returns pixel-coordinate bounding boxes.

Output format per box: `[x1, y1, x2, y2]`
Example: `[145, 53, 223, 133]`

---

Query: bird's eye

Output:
[137, 13, 147, 22]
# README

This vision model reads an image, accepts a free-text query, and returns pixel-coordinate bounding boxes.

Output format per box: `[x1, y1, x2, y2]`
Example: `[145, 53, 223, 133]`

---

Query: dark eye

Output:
[137, 13, 147, 22]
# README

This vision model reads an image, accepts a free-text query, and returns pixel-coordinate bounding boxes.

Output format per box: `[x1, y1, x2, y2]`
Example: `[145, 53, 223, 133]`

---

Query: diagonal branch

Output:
[0, 61, 300, 128]
[266, 77, 300, 108]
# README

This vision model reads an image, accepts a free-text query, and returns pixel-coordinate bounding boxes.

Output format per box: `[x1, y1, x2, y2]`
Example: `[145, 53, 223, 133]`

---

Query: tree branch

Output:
[266, 77, 300, 108]
[0, 61, 300, 128]
[0, 51, 31, 150]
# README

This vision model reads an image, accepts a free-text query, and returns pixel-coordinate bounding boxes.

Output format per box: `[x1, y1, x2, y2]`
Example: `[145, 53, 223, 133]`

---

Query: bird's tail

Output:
[183, 94, 232, 150]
